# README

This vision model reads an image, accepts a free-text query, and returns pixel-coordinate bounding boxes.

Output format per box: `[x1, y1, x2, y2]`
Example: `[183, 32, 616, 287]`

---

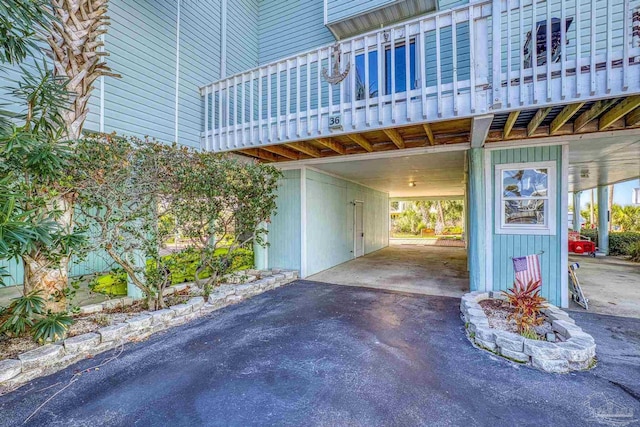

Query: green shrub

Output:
[91, 247, 254, 296]
[575, 229, 640, 256]
[32, 312, 74, 343]
[628, 241, 640, 263]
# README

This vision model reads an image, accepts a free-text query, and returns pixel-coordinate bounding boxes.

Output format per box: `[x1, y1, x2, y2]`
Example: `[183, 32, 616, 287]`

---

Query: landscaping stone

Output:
[523, 340, 562, 359]
[466, 307, 485, 318]
[162, 287, 176, 296]
[557, 342, 596, 362]
[98, 323, 129, 342]
[125, 314, 153, 331]
[474, 326, 495, 342]
[18, 345, 65, 370]
[500, 347, 529, 363]
[103, 298, 132, 309]
[283, 271, 295, 279]
[552, 319, 583, 337]
[475, 338, 497, 352]
[546, 332, 556, 342]
[172, 284, 190, 293]
[170, 303, 192, 317]
[273, 273, 286, 281]
[494, 331, 525, 352]
[79, 303, 103, 315]
[64, 333, 101, 354]
[151, 309, 175, 324]
[0, 360, 21, 383]
[264, 276, 277, 285]
[186, 297, 205, 311]
[531, 357, 569, 373]
[226, 295, 244, 304]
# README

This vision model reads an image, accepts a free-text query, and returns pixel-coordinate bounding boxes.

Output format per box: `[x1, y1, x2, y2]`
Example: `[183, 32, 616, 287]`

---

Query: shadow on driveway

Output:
[1, 280, 639, 426]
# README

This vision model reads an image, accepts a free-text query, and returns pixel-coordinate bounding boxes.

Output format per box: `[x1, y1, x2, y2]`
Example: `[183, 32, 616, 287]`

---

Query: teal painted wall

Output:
[326, 0, 397, 23]
[305, 169, 389, 276]
[258, 0, 335, 64]
[491, 145, 563, 305]
[268, 170, 302, 271]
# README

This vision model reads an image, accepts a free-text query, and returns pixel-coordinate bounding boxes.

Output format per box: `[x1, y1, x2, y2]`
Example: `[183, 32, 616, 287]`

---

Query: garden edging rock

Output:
[0, 269, 298, 392]
[460, 291, 596, 373]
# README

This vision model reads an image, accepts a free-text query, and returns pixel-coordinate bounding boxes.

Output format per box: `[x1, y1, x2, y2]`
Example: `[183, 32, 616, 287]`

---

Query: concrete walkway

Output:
[308, 245, 469, 297]
[568, 255, 640, 319]
[1, 281, 638, 426]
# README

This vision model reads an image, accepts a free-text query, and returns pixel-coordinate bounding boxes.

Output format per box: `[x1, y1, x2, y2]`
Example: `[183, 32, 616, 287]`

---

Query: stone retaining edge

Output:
[460, 291, 597, 373]
[0, 269, 298, 391]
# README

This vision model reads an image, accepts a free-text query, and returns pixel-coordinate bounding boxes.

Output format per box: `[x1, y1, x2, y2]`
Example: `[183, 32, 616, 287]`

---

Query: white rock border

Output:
[460, 291, 597, 373]
[0, 269, 298, 392]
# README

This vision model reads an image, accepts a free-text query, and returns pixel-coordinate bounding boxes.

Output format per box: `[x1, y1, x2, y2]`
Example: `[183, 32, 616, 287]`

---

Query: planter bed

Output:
[0, 269, 298, 393]
[460, 291, 597, 373]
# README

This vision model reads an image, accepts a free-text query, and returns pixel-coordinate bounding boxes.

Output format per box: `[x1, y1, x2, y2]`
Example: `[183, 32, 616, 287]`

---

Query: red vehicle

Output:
[568, 231, 596, 257]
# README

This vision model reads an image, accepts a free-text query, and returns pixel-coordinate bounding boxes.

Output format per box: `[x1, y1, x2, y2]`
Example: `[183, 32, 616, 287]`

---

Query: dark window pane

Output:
[355, 50, 378, 100]
[384, 41, 416, 94]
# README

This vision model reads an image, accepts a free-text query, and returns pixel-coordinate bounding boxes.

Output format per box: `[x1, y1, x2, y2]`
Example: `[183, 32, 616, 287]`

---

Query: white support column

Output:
[597, 185, 610, 255]
[127, 249, 145, 299]
[253, 222, 268, 270]
[300, 167, 307, 278]
[572, 191, 582, 231]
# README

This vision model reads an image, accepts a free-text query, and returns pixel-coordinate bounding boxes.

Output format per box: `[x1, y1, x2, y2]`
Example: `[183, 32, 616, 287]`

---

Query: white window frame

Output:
[495, 161, 557, 236]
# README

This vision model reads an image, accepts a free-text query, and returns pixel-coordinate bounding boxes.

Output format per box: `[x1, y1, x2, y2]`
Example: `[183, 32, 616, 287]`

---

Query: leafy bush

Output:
[502, 279, 546, 336]
[32, 312, 74, 343]
[0, 291, 73, 342]
[578, 229, 640, 256]
[91, 247, 254, 296]
[442, 226, 463, 235]
[628, 241, 640, 263]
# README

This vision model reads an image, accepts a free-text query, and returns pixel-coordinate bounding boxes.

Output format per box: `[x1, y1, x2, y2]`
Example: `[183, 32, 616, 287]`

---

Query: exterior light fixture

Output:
[409, 181, 416, 187]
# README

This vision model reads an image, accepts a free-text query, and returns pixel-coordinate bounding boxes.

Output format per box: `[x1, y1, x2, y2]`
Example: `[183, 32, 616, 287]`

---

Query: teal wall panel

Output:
[491, 145, 563, 305]
[258, 0, 335, 64]
[326, 0, 396, 23]
[305, 169, 389, 276]
[268, 170, 302, 271]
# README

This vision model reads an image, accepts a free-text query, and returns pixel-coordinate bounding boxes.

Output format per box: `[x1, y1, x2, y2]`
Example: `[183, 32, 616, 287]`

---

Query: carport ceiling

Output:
[310, 151, 466, 198]
[569, 133, 640, 191]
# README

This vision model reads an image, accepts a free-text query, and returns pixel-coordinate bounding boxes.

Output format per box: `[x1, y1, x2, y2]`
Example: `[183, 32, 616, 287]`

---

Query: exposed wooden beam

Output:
[422, 123, 435, 145]
[346, 133, 373, 152]
[599, 96, 640, 130]
[503, 111, 520, 138]
[314, 138, 346, 155]
[550, 103, 584, 134]
[382, 128, 405, 149]
[626, 107, 640, 127]
[285, 142, 320, 158]
[527, 107, 552, 136]
[241, 149, 278, 162]
[470, 114, 494, 148]
[573, 98, 618, 131]
[261, 145, 300, 160]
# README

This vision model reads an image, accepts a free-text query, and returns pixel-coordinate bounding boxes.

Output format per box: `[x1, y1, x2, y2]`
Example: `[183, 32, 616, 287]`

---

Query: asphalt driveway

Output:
[1, 281, 639, 426]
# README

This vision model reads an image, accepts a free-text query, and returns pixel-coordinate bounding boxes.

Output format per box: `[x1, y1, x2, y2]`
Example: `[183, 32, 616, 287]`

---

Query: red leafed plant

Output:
[502, 279, 547, 338]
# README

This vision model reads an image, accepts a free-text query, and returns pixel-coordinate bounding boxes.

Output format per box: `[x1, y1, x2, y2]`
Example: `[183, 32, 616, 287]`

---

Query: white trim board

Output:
[483, 148, 493, 292]
[560, 144, 569, 308]
[300, 166, 307, 278]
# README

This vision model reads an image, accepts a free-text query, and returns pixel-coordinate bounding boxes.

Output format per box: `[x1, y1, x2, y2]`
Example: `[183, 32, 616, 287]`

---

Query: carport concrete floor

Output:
[569, 254, 640, 319]
[308, 245, 469, 297]
[1, 281, 639, 426]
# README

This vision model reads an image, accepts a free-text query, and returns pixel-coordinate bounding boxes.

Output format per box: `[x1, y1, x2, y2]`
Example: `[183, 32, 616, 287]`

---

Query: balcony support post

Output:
[491, 0, 502, 109]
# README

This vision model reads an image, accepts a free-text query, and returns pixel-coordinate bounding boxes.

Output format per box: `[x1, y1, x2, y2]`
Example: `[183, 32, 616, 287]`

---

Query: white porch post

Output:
[127, 249, 145, 299]
[597, 185, 610, 254]
[572, 191, 582, 231]
[467, 148, 486, 291]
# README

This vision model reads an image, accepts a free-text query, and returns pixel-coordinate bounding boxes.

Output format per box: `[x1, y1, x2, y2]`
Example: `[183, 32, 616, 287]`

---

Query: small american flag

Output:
[512, 254, 542, 287]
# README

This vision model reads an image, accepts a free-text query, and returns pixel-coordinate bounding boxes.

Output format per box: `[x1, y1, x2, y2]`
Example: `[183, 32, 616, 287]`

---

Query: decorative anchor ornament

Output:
[322, 43, 350, 85]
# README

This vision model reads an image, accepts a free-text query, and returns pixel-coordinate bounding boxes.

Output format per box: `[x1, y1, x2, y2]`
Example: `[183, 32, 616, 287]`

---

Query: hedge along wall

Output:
[579, 229, 640, 256]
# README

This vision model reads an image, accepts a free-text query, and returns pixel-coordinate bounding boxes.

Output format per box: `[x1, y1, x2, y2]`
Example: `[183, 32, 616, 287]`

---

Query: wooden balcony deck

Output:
[201, 0, 640, 162]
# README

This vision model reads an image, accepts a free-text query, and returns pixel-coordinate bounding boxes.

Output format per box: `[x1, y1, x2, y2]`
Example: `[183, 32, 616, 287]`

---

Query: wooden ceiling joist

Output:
[626, 107, 640, 127]
[527, 107, 552, 136]
[382, 128, 405, 149]
[314, 138, 346, 154]
[503, 111, 520, 138]
[422, 123, 435, 145]
[241, 148, 279, 162]
[261, 145, 300, 160]
[285, 142, 320, 157]
[573, 98, 618, 132]
[346, 133, 374, 152]
[599, 96, 640, 130]
[550, 103, 584, 134]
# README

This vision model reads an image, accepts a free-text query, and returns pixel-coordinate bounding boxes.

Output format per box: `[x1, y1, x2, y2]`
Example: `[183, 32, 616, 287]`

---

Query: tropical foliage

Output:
[502, 279, 546, 337]
[392, 200, 464, 236]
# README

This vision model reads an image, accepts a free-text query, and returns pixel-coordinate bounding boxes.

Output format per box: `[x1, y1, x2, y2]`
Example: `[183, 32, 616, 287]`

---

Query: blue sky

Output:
[577, 178, 640, 208]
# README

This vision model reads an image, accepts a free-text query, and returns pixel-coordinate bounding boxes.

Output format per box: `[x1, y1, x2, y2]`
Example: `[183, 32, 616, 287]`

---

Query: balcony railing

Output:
[201, 0, 640, 152]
